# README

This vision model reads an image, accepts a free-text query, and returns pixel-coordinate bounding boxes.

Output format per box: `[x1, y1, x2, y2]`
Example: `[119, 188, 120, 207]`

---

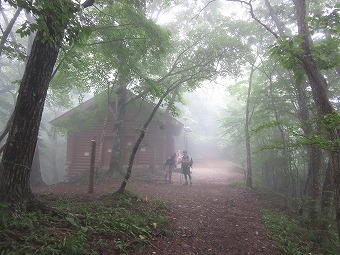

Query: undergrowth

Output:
[0, 191, 169, 255]
[227, 174, 340, 254]
[253, 184, 340, 255]
[262, 209, 339, 255]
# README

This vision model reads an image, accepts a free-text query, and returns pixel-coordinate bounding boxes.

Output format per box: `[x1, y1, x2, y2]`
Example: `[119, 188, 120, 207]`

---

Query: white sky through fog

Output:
[194, 81, 228, 110]
[154, 1, 248, 111]
[156, 1, 249, 25]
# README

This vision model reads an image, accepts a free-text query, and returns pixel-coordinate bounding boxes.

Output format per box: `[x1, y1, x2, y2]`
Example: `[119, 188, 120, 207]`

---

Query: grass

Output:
[262, 209, 314, 255]
[230, 175, 340, 255]
[262, 209, 340, 255]
[227, 179, 246, 188]
[258, 195, 340, 255]
[0, 191, 169, 255]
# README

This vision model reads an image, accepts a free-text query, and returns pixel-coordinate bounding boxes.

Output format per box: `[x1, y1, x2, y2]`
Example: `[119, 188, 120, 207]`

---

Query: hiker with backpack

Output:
[180, 150, 193, 186]
[164, 152, 177, 183]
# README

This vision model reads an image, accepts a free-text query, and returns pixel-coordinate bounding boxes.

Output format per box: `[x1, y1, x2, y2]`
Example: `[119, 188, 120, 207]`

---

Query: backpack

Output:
[182, 155, 193, 167]
[165, 155, 176, 166]
[165, 157, 172, 165]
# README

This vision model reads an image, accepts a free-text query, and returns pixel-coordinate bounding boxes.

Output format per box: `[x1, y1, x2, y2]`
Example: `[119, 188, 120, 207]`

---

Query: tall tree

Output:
[50, 1, 172, 174]
[292, 0, 340, 240]
[0, 0, 95, 212]
[245, 64, 255, 188]
[225, 0, 338, 221]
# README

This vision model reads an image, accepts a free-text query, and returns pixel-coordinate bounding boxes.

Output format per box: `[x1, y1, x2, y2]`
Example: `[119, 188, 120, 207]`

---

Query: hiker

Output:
[180, 150, 193, 186]
[164, 153, 177, 183]
[176, 149, 182, 164]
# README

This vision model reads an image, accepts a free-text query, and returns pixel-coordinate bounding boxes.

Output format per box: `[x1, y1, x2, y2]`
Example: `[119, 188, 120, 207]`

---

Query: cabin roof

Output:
[50, 97, 96, 124]
[50, 95, 184, 136]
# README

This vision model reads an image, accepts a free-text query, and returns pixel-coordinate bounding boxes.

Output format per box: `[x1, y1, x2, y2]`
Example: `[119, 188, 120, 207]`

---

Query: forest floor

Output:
[33, 159, 284, 255]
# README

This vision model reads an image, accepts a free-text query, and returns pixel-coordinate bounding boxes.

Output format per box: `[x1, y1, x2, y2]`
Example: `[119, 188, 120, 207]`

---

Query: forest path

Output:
[126, 160, 281, 255]
[34, 160, 281, 255]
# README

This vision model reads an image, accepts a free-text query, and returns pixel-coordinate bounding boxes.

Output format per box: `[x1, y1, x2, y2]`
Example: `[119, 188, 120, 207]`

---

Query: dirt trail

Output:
[34, 160, 281, 255]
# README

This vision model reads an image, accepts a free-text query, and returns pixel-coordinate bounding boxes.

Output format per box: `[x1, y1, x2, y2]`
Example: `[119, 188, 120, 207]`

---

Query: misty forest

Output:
[0, 0, 339, 254]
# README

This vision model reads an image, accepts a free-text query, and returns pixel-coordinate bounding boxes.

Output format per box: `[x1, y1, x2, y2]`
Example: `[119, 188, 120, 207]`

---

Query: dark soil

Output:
[33, 160, 282, 255]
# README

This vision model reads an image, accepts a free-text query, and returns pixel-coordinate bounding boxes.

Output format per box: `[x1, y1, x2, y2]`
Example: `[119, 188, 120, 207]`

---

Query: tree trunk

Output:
[245, 65, 254, 188]
[318, 157, 335, 243]
[148, 87, 180, 173]
[321, 158, 334, 217]
[0, 0, 95, 213]
[304, 146, 322, 222]
[295, 79, 323, 220]
[0, 29, 59, 210]
[293, 0, 334, 115]
[268, 74, 289, 203]
[109, 79, 127, 174]
[293, 0, 340, 242]
[148, 131, 157, 174]
[118, 93, 166, 193]
[165, 86, 180, 157]
[264, 0, 323, 212]
[117, 81, 182, 192]
[331, 151, 340, 243]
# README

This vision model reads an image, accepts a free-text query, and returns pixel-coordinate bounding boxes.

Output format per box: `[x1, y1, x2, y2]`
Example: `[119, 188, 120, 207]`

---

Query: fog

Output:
[0, 0, 339, 199]
[37, 83, 235, 184]
[1, 0, 249, 186]
[175, 83, 228, 160]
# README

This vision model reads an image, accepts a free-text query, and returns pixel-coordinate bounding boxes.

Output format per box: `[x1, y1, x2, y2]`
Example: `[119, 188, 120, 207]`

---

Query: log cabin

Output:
[51, 95, 183, 179]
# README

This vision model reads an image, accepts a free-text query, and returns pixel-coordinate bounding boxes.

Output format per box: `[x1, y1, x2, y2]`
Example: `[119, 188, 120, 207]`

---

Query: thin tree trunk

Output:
[0, 112, 14, 154]
[0, 7, 22, 55]
[148, 87, 180, 173]
[321, 158, 334, 217]
[0, 6, 22, 151]
[118, 93, 166, 192]
[268, 74, 289, 203]
[165, 86, 180, 157]
[117, 81, 184, 192]
[245, 65, 254, 188]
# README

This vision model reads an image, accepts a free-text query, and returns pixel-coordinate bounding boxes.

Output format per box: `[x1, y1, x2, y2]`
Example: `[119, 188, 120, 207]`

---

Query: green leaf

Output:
[65, 217, 78, 227]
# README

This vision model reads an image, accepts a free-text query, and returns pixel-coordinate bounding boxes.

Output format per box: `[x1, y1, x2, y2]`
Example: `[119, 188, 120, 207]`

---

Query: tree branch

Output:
[82, 0, 95, 9]
[226, 0, 279, 38]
